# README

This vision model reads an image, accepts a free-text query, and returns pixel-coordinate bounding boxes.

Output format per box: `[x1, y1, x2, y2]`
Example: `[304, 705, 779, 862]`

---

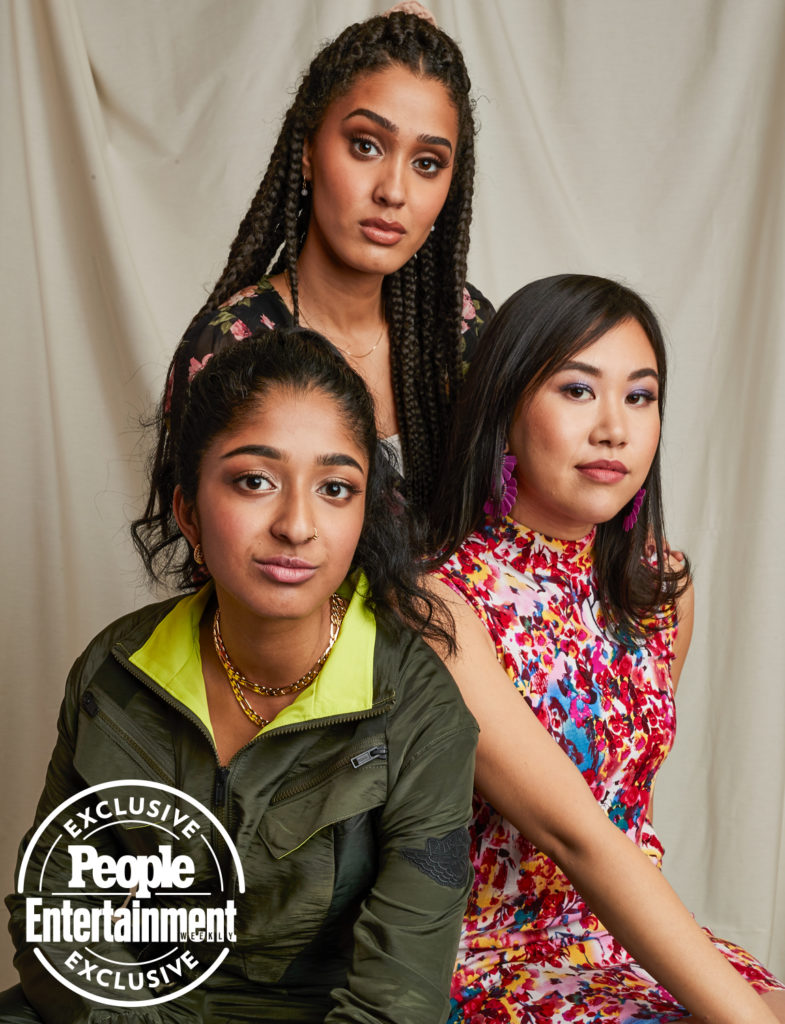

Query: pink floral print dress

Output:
[437, 515, 783, 1022]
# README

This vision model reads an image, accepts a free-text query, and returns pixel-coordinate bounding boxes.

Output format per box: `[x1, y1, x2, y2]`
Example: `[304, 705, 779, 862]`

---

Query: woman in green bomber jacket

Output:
[3, 330, 478, 1023]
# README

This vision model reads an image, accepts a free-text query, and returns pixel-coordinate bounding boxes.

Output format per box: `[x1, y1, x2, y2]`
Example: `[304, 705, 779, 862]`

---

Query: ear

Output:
[173, 485, 200, 550]
[301, 137, 312, 183]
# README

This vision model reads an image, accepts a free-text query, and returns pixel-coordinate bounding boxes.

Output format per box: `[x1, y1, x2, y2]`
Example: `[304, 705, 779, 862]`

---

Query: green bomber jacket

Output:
[6, 579, 478, 1023]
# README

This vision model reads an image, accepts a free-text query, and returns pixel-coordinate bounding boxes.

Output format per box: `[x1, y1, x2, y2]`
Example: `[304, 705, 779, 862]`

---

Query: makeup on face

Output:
[300, 64, 458, 278]
[508, 319, 661, 539]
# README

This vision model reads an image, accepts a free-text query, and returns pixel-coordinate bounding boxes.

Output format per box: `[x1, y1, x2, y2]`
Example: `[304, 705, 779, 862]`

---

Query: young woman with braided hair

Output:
[146, 6, 492, 551]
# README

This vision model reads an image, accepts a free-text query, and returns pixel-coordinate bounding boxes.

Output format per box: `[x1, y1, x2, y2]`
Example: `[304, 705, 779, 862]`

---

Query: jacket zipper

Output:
[110, 647, 396, 880]
[350, 745, 387, 768]
[214, 766, 230, 808]
[271, 743, 388, 804]
[80, 690, 175, 786]
[110, 651, 232, 844]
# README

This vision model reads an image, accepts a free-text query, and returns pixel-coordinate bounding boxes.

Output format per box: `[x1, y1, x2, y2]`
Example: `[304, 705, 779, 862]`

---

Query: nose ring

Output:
[310, 527, 319, 541]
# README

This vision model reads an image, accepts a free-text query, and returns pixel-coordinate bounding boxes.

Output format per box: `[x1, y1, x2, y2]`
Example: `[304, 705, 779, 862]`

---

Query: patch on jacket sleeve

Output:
[401, 827, 471, 888]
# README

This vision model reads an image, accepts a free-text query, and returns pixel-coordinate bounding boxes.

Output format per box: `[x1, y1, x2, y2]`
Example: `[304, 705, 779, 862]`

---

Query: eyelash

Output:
[319, 479, 361, 500]
[560, 383, 594, 400]
[349, 135, 447, 177]
[233, 473, 360, 500]
[558, 383, 658, 405]
[234, 472, 273, 492]
[627, 389, 658, 406]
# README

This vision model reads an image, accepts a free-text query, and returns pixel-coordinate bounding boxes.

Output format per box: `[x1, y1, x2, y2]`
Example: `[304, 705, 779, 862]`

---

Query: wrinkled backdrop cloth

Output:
[2, 0, 784, 988]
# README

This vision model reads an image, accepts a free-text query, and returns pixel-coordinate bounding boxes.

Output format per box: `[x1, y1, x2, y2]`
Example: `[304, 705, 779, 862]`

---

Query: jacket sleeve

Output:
[5, 651, 168, 1024]
[325, 640, 478, 1024]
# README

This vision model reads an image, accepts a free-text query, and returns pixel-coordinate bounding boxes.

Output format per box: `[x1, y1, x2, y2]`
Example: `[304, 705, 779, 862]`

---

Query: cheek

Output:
[642, 415, 662, 464]
[415, 181, 452, 233]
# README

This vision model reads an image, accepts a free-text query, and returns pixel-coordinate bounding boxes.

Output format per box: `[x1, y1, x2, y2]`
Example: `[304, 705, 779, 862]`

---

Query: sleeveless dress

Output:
[437, 515, 784, 1022]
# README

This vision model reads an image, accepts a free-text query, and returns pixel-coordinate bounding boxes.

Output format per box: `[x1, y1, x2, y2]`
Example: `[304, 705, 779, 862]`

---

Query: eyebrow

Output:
[343, 107, 453, 152]
[220, 445, 364, 473]
[558, 360, 659, 383]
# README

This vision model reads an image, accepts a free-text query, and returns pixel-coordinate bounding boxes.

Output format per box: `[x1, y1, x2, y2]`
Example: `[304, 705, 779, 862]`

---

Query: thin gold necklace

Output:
[213, 594, 348, 728]
[288, 270, 386, 359]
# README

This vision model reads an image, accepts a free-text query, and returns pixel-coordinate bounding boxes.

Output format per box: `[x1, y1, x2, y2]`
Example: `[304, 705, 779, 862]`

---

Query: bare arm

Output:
[671, 578, 694, 694]
[428, 577, 777, 1024]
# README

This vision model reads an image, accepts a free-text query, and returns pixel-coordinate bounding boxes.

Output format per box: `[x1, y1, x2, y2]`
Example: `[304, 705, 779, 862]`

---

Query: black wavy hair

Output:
[430, 274, 691, 642]
[151, 10, 477, 532]
[132, 329, 455, 652]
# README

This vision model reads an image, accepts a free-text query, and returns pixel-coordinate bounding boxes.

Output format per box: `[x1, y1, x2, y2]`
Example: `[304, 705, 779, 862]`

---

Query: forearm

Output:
[476, 739, 778, 1024]
[553, 818, 777, 1024]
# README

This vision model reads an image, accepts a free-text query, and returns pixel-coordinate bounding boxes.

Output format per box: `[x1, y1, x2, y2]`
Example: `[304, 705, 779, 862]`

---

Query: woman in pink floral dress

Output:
[429, 275, 785, 1023]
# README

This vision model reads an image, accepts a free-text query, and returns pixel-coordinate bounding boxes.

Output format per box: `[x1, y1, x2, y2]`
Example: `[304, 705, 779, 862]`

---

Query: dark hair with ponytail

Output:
[148, 10, 477, 535]
[430, 274, 691, 643]
[133, 329, 455, 652]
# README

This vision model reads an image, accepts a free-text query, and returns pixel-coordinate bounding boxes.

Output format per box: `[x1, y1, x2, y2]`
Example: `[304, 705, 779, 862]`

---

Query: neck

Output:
[509, 501, 595, 542]
[212, 592, 333, 690]
[288, 243, 386, 337]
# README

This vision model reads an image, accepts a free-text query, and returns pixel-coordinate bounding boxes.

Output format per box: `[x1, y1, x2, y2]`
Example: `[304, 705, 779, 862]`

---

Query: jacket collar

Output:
[128, 574, 376, 740]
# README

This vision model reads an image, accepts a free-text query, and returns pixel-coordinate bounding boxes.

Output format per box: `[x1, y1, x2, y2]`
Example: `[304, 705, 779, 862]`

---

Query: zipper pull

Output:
[81, 691, 99, 717]
[214, 766, 229, 807]
[351, 745, 387, 769]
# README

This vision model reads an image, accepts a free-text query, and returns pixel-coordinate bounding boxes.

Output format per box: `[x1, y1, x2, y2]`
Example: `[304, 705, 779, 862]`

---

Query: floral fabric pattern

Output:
[437, 515, 783, 1022]
[181, 276, 491, 369]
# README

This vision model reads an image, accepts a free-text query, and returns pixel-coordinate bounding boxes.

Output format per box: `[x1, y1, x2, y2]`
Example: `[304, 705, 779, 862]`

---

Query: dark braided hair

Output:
[148, 11, 477, 543]
[133, 329, 456, 653]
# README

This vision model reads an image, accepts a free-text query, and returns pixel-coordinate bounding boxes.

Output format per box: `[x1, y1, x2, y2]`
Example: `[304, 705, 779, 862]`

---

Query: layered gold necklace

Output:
[212, 593, 348, 728]
[287, 270, 386, 359]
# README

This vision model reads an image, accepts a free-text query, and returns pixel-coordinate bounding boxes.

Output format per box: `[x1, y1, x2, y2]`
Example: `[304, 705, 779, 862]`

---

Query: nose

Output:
[590, 399, 628, 448]
[373, 156, 406, 208]
[270, 486, 317, 546]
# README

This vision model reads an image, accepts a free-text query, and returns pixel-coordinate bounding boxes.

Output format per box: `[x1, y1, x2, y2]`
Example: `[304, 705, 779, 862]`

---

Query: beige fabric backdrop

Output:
[2, 0, 784, 991]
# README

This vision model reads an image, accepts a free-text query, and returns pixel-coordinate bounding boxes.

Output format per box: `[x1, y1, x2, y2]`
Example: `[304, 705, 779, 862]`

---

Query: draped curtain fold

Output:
[2, 0, 783, 986]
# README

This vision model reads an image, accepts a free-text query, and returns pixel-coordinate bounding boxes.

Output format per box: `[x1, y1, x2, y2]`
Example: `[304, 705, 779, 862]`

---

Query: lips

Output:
[577, 460, 629, 484]
[255, 556, 317, 584]
[359, 218, 406, 246]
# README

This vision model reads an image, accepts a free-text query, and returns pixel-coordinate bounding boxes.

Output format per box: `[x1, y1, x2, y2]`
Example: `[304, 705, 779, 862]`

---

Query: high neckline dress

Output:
[437, 515, 783, 1022]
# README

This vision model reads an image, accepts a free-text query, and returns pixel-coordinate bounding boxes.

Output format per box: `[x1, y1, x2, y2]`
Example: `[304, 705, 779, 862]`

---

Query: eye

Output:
[413, 154, 448, 178]
[351, 135, 381, 159]
[235, 472, 274, 493]
[318, 479, 361, 500]
[560, 382, 594, 401]
[627, 389, 658, 406]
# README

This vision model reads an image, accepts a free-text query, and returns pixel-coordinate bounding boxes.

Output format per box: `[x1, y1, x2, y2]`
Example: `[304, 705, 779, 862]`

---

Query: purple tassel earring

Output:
[623, 487, 646, 532]
[484, 453, 518, 519]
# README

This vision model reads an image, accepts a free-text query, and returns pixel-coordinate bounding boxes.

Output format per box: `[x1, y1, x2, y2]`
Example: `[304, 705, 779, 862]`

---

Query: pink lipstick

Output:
[255, 556, 316, 584]
[577, 460, 629, 484]
[360, 218, 406, 246]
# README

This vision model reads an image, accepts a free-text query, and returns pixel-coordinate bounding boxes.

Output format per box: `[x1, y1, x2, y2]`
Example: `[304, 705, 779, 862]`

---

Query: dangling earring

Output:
[194, 544, 204, 565]
[484, 452, 518, 519]
[301, 177, 310, 198]
[623, 488, 646, 532]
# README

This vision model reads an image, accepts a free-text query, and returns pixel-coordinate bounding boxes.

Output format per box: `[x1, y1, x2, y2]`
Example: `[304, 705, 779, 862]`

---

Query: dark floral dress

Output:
[180, 277, 492, 381]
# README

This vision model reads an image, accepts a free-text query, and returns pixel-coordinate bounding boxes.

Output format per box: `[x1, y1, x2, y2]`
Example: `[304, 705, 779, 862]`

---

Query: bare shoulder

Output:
[425, 575, 498, 664]
[671, 576, 694, 693]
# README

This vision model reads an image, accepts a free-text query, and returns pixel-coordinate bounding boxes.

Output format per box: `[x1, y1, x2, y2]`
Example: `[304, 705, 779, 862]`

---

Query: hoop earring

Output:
[623, 488, 646, 532]
[194, 544, 204, 565]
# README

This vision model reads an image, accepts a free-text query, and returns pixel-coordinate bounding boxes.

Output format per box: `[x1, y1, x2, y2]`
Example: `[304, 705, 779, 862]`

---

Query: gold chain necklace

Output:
[213, 594, 348, 728]
[288, 270, 386, 359]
